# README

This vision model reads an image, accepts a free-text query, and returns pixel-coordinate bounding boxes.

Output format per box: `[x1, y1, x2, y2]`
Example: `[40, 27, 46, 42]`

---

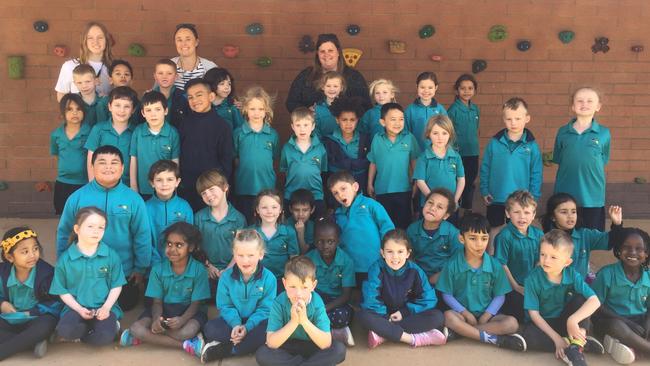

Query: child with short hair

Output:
[480, 97, 543, 228]
[360, 229, 447, 349]
[288, 189, 316, 254]
[328, 171, 394, 282]
[0, 227, 60, 360]
[367, 102, 419, 229]
[522, 229, 604, 364]
[119, 222, 210, 357]
[405, 72, 448, 152]
[200, 229, 277, 363]
[204, 67, 245, 131]
[494, 190, 544, 322]
[553, 87, 611, 231]
[50, 93, 90, 215]
[280, 107, 328, 217]
[177, 78, 234, 211]
[72, 64, 104, 127]
[97, 60, 142, 125]
[437, 213, 526, 352]
[314, 71, 346, 137]
[51, 207, 126, 345]
[152, 59, 188, 127]
[305, 218, 356, 346]
[361, 78, 398, 139]
[406, 188, 462, 286]
[233, 86, 280, 224]
[255, 256, 346, 366]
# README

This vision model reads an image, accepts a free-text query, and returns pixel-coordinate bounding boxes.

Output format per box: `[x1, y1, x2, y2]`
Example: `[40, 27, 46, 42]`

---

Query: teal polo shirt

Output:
[146, 194, 194, 259]
[436, 251, 511, 316]
[407, 219, 462, 276]
[286, 217, 315, 249]
[367, 131, 419, 194]
[591, 262, 650, 317]
[360, 104, 383, 138]
[447, 99, 480, 156]
[570, 228, 610, 279]
[82, 93, 104, 126]
[233, 122, 280, 196]
[305, 248, 356, 298]
[335, 194, 395, 273]
[1, 266, 38, 312]
[524, 265, 595, 319]
[194, 204, 246, 270]
[215, 99, 245, 131]
[405, 98, 448, 152]
[85, 119, 136, 184]
[267, 291, 330, 341]
[50, 122, 91, 185]
[413, 147, 465, 205]
[129, 123, 180, 195]
[254, 224, 300, 278]
[494, 223, 544, 286]
[280, 136, 328, 200]
[50, 242, 127, 319]
[314, 100, 338, 137]
[552, 119, 611, 207]
[145, 257, 210, 305]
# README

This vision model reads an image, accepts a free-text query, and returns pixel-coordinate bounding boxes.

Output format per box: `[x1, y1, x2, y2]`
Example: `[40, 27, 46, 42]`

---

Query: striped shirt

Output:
[171, 56, 218, 90]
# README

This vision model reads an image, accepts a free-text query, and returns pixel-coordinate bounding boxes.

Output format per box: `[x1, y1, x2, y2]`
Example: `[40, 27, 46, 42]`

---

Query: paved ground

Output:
[3, 218, 650, 365]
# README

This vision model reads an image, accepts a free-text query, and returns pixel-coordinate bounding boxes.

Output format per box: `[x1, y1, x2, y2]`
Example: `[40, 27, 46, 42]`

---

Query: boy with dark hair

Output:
[288, 189, 316, 253]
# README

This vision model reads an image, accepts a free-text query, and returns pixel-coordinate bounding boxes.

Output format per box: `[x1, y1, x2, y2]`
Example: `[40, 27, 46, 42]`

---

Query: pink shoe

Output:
[368, 330, 386, 349]
[412, 329, 447, 347]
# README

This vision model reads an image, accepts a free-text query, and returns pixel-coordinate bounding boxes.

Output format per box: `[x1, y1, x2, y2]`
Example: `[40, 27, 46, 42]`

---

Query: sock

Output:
[479, 331, 498, 344]
[411, 334, 418, 346]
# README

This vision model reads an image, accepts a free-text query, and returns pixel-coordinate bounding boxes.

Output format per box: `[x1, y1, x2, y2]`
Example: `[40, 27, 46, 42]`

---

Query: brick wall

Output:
[1, 0, 649, 215]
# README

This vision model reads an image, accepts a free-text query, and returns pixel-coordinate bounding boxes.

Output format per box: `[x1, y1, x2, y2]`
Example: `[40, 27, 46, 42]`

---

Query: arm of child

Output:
[243, 275, 277, 333]
[324, 287, 352, 312]
[415, 180, 431, 197]
[441, 293, 477, 325]
[295, 221, 309, 254]
[479, 143, 492, 204]
[529, 144, 543, 200]
[129, 156, 138, 192]
[0, 301, 16, 313]
[367, 163, 377, 197]
[298, 300, 332, 350]
[59, 293, 95, 319]
[454, 177, 466, 205]
[428, 272, 441, 286]
[502, 265, 524, 295]
[566, 295, 600, 343]
[529, 309, 568, 360]
[480, 295, 505, 324]
[608, 205, 623, 226]
[266, 305, 300, 349]
[96, 286, 122, 320]
[166, 301, 200, 329]
[150, 298, 164, 333]
[86, 150, 95, 181]
[405, 269, 438, 315]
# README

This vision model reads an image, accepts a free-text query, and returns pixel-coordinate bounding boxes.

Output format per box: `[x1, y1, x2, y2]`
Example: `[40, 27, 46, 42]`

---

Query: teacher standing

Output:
[171, 23, 217, 90]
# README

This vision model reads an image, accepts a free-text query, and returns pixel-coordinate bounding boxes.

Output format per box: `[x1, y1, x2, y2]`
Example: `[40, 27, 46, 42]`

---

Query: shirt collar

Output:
[539, 266, 574, 289]
[417, 219, 451, 238]
[7, 265, 36, 289]
[568, 118, 601, 133]
[200, 204, 239, 224]
[505, 222, 533, 239]
[68, 242, 109, 260]
[612, 261, 650, 288]
[457, 251, 494, 273]
[242, 121, 271, 135]
[424, 147, 456, 160]
[161, 257, 199, 279]
[230, 262, 265, 281]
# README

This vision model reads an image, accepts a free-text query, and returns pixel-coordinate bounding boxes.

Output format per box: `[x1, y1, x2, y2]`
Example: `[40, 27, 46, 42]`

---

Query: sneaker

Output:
[604, 335, 635, 364]
[443, 327, 460, 342]
[367, 330, 386, 349]
[119, 329, 141, 347]
[33, 340, 47, 358]
[116, 320, 121, 333]
[200, 340, 231, 364]
[183, 333, 205, 358]
[564, 344, 587, 366]
[332, 327, 355, 347]
[412, 328, 447, 347]
[584, 336, 605, 354]
[496, 333, 527, 352]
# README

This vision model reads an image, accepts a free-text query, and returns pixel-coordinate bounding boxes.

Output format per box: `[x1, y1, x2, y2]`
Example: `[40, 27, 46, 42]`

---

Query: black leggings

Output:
[522, 296, 591, 352]
[358, 308, 445, 342]
[256, 339, 346, 366]
[203, 317, 267, 356]
[501, 291, 525, 323]
[460, 156, 478, 210]
[0, 314, 57, 360]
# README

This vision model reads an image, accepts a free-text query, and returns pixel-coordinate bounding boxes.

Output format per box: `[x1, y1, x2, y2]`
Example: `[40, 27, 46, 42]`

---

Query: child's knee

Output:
[172, 321, 200, 341]
[502, 315, 519, 332]
[129, 320, 149, 339]
[444, 310, 461, 326]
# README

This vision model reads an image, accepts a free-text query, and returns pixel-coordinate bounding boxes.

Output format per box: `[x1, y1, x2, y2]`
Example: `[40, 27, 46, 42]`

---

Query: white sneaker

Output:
[604, 334, 635, 364]
[33, 340, 47, 358]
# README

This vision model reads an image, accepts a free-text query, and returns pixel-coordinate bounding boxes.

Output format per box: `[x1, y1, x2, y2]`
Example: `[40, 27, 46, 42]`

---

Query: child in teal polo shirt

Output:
[96, 60, 142, 126]
[360, 78, 398, 139]
[494, 190, 544, 322]
[437, 213, 526, 352]
[205, 67, 245, 131]
[129, 91, 180, 198]
[314, 71, 345, 137]
[288, 189, 316, 253]
[201, 229, 277, 363]
[255, 256, 346, 366]
[522, 230, 604, 364]
[404, 72, 448, 152]
[591, 227, 650, 364]
[480, 97, 542, 228]
[50, 93, 90, 215]
[553, 87, 611, 231]
[368, 102, 419, 229]
[72, 64, 104, 127]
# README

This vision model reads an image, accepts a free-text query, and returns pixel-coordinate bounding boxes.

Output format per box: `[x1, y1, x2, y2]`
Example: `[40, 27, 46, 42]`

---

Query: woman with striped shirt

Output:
[171, 24, 217, 90]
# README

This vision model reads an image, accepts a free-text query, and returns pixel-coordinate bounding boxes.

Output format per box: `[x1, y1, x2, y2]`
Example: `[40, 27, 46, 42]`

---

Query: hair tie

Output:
[1, 229, 37, 256]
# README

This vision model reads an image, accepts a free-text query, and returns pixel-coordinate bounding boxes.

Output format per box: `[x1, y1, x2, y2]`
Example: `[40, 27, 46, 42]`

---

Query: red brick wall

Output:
[2, 0, 650, 185]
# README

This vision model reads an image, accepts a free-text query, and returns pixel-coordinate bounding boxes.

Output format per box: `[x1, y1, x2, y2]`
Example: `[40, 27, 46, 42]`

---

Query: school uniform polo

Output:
[50, 242, 127, 318]
[494, 223, 544, 286]
[314, 100, 338, 137]
[215, 99, 245, 131]
[334, 194, 395, 273]
[145, 193, 194, 259]
[82, 93, 104, 127]
[413, 147, 465, 205]
[360, 104, 383, 139]
[267, 291, 330, 341]
[447, 99, 480, 157]
[233, 122, 280, 196]
[406, 219, 463, 276]
[306, 248, 356, 298]
[286, 217, 315, 249]
[50, 122, 91, 185]
[405, 98, 448, 152]
[524, 265, 595, 319]
[1, 266, 38, 312]
[552, 119, 611, 208]
[280, 136, 328, 200]
[152, 85, 189, 127]
[479, 128, 543, 204]
[217, 264, 277, 331]
[436, 251, 512, 316]
[145, 257, 210, 305]
[254, 224, 300, 278]
[0, 261, 60, 323]
[85, 119, 136, 184]
[367, 131, 419, 195]
[570, 227, 610, 279]
[129, 123, 180, 195]
[194, 204, 246, 269]
[591, 261, 650, 317]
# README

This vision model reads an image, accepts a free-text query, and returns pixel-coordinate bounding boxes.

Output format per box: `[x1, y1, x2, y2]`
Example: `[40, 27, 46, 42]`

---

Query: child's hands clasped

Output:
[553, 334, 569, 360]
[165, 316, 183, 330]
[461, 310, 478, 326]
[77, 307, 95, 320]
[151, 317, 165, 334]
[95, 306, 111, 321]
[389, 310, 403, 322]
[231, 325, 247, 345]
[295, 299, 308, 325]
[478, 312, 493, 325]
[206, 263, 221, 280]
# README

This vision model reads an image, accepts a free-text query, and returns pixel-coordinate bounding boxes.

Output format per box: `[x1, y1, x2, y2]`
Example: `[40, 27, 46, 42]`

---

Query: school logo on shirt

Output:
[162, 145, 172, 151]
[98, 266, 109, 276]
[312, 156, 321, 164]
[174, 211, 185, 218]
[266, 141, 273, 149]
[117, 204, 130, 212]
[591, 138, 600, 145]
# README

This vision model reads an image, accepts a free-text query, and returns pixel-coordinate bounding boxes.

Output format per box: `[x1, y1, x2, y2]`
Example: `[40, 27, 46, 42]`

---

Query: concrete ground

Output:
[3, 217, 650, 366]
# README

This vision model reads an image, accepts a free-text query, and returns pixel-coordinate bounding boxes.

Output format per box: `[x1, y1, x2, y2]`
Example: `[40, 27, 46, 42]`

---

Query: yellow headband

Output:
[1, 229, 37, 256]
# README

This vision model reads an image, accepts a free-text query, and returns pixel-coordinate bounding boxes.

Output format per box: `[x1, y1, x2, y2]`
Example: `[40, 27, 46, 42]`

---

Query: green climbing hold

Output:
[419, 24, 435, 39]
[8, 56, 25, 79]
[246, 23, 264, 35]
[487, 25, 508, 42]
[558, 30, 575, 44]
[127, 43, 146, 57]
[255, 56, 272, 67]
[542, 151, 554, 167]
[0, 181, 7, 191]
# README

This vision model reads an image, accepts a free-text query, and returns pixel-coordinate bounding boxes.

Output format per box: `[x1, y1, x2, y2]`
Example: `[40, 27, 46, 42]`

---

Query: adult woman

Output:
[55, 22, 113, 101]
[171, 24, 217, 90]
[286, 33, 371, 112]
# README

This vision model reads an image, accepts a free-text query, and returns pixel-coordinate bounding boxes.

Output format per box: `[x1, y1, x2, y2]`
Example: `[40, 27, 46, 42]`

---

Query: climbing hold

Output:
[33, 20, 49, 33]
[558, 30, 575, 44]
[631, 45, 644, 53]
[221, 45, 240, 58]
[246, 23, 264, 35]
[34, 181, 52, 192]
[592, 37, 610, 54]
[255, 56, 272, 67]
[342, 48, 363, 67]
[346, 24, 361, 36]
[298, 35, 315, 53]
[388, 40, 406, 54]
[634, 177, 647, 184]
[419, 24, 435, 39]
[542, 152, 554, 167]
[0, 181, 7, 191]
[430, 55, 443, 62]
[517, 40, 532, 52]
[127, 43, 146, 57]
[8, 56, 25, 79]
[487, 25, 508, 42]
[472, 59, 487, 74]
[53, 45, 68, 57]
